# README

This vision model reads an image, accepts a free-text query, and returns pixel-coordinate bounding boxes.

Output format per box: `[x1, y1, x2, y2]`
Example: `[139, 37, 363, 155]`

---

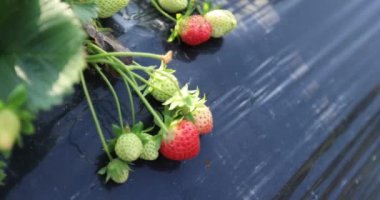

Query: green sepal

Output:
[152, 134, 163, 151]
[167, 14, 183, 42]
[131, 122, 144, 134]
[107, 138, 117, 153]
[18, 110, 34, 121]
[156, 107, 184, 140]
[21, 121, 34, 135]
[163, 84, 206, 113]
[97, 166, 107, 175]
[143, 126, 155, 133]
[7, 85, 27, 110]
[111, 124, 124, 137]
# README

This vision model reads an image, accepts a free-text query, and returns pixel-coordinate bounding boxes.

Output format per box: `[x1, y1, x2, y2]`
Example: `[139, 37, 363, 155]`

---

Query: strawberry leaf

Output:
[7, 85, 27, 110]
[21, 121, 35, 135]
[66, 0, 99, 23]
[0, 0, 86, 113]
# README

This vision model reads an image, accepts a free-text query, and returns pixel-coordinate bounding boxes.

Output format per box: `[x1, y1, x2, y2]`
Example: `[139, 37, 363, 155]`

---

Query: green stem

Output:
[185, 0, 197, 16]
[87, 59, 155, 72]
[122, 78, 136, 124]
[86, 42, 168, 132]
[93, 65, 124, 129]
[80, 73, 113, 160]
[116, 68, 168, 133]
[87, 52, 163, 62]
[151, 0, 176, 22]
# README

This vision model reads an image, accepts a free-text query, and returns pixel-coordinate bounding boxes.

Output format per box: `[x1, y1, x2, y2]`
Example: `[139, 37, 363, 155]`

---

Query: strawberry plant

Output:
[0, 0, 216, 186]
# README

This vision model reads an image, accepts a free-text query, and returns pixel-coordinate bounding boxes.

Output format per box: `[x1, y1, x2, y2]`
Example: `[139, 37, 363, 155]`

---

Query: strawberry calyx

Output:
[163, 84, 206, 113]
[155, 107, 181, 140]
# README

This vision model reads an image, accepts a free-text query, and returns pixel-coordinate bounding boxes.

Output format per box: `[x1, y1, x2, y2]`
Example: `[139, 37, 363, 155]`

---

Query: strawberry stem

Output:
[86, 42, 169, 135]
[151, 0, 176, 22]
[184, 0, 197, 17]
[93, 65, 124, 129]
[122, 78, 136, 125]
[80, 73, 113, 161]
[86, 51, 164, 63]
[115, 68, 169, 133]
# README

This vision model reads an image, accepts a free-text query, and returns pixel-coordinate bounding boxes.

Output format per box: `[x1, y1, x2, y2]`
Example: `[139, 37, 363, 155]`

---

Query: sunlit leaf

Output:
[0, 0, 86, 112]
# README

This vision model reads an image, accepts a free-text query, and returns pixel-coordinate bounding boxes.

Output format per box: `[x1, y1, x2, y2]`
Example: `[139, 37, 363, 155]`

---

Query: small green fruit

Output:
[148, 69, 179, 102]
[98, 159, 130, 184]
[115, 133, 143, 162]
[204, 9, 237, 38]
[96, 0, 130, 18]
[0, 109, 21, 151]
[158, 0, 188, 13]
[139, 134, 159, 161]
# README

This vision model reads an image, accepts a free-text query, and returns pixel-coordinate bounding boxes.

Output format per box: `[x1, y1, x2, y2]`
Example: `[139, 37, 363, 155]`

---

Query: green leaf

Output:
[0, 0, 86, 113]
[111, 124, 123, 136]
[7, 85, 27, 109]
[131, 122, 144, 133]
[67, 0, 99, 23]
[21, 121, 35, 135]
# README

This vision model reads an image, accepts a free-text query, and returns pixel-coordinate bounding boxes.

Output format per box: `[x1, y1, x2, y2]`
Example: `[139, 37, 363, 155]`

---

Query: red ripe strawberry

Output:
[160, 120, 200, 161]
[192, 105, 213, 135]
[174, 15, 212, 46]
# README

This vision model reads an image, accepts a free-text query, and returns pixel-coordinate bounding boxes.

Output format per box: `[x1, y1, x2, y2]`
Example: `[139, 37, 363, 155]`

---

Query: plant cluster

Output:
[0, 0, 237, 185]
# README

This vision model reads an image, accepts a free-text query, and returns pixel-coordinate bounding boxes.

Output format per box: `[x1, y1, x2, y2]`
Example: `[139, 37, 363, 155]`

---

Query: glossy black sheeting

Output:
[2, 0, 380, 199]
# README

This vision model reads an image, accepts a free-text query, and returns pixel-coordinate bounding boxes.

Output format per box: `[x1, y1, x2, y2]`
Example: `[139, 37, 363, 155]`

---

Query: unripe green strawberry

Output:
[158, 0, 188, 13]
[0, 109, 21, 151]
[108, 159, 130, 183]
[96, 0, 130, 18]
[148, 68, 179, 102]
[139, 134, 160, 161]
[204, 9, 237, 38]
[98, 158, 130, 184]
[115, 133, 143, 162]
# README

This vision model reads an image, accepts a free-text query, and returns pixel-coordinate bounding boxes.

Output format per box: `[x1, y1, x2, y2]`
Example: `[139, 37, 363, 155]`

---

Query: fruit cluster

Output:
[96, 0, 238, 46]
[154, 0, 238, 46]
[0, 0, 227, 186]
[96, 62, 214, 183]
[90, 0, 221, 185]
